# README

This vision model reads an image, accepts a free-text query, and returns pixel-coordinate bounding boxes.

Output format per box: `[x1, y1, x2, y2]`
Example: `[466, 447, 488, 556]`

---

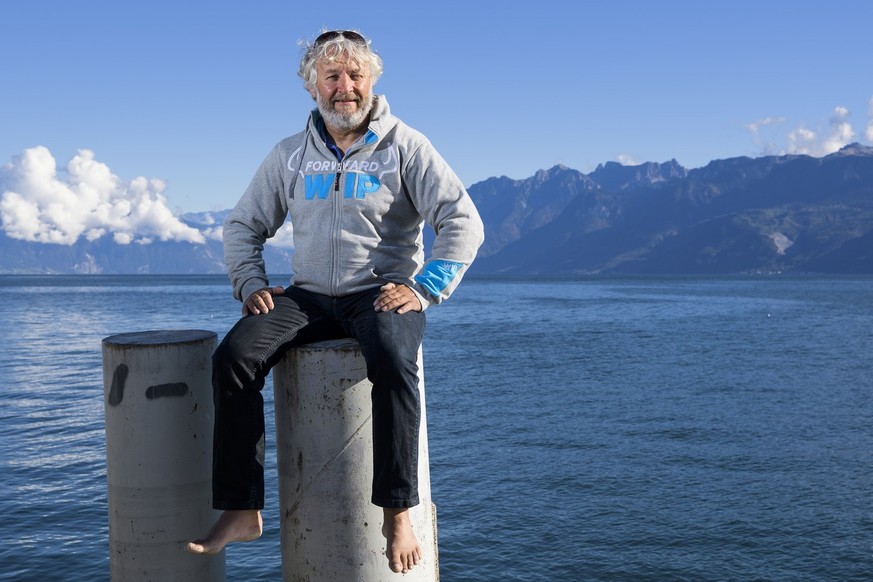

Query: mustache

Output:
[331, 93, 360, 103]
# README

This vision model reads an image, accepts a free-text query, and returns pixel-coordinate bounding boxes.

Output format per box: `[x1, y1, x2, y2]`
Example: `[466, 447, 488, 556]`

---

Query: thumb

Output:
[271, 286, 285, 295]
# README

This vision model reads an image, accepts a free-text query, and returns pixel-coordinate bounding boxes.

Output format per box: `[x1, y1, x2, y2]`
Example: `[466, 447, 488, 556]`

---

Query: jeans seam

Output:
[250, 322, 305, 378]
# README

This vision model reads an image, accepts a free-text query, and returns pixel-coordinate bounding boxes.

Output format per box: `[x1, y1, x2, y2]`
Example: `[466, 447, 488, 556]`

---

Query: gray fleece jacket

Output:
[223, 96, 484, 309]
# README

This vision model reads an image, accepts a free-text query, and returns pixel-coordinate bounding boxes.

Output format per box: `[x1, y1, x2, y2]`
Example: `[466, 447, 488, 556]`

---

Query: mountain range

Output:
[2, 144, 872, 276]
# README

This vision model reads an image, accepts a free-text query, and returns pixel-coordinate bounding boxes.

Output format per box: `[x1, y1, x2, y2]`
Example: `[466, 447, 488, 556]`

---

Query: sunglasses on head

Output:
[314, 30, 367, 46]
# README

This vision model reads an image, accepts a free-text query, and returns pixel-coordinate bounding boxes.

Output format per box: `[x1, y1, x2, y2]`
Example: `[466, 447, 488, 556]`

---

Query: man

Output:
[186, 29, 484, 575]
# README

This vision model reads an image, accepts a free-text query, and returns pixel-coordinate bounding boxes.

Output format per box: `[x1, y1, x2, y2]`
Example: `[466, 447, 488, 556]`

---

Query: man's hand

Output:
[243, 286, 285, 316]
[373, 283, 422, 314]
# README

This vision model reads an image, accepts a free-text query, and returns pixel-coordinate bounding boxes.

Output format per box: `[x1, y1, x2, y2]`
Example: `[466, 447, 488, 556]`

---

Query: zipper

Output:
[330, 163, 343, 295]
[330, 172, 341, 295]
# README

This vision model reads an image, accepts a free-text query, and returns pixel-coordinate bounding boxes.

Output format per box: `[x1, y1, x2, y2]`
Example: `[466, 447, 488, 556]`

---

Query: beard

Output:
[316, 91, 374, 131]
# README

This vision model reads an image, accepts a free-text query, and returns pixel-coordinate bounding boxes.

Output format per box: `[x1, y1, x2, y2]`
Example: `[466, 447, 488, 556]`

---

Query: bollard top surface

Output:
[102, 329, 216, 347]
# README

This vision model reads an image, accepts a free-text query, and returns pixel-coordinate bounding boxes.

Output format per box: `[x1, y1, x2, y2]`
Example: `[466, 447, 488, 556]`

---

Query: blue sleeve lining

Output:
[414, 260, 464, 297]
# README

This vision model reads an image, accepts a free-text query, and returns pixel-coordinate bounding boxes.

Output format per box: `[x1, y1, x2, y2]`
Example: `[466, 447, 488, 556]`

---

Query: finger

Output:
[379, 296, 417, 313]
[373, 288, 398, 310]
[400, 293, 422, 314]
[245, 290, 273, 315]
[374, 292, 403, 311]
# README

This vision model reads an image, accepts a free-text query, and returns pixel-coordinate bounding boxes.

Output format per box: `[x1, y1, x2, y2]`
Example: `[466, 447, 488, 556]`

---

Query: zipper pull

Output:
[334, 170, 341, 192]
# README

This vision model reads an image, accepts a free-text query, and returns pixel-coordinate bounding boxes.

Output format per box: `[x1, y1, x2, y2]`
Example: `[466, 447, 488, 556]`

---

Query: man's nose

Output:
[337, 73, 354, 93]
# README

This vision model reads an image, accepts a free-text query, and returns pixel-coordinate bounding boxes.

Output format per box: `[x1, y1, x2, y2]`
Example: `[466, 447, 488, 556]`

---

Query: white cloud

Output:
[751, 106, 862, 158]
[203, 226, 224, 242]
[746, 116, 787, 140]
[820, 106, 855, 154]
[1, 146, 205, 245]
[745, 117, 787, 155]
[786, 126, 818, 155]
[616, 153, 640, 166]
[866, 96, 873, 142]
[267, 221, 295, 249]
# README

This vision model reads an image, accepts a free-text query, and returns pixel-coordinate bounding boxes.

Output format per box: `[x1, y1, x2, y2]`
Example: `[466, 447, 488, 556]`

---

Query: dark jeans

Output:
[211, 285, 425, 510]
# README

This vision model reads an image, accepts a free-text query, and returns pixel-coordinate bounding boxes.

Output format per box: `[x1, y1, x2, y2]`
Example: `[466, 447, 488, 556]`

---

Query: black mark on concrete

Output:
[107, 363, 128, 406]
[146, 382, 189, 399]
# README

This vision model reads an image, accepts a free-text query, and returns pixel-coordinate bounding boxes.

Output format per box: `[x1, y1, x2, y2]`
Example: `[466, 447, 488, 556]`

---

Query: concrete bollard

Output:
[102, 330, 225, 582]
[273, 338, 438, 581]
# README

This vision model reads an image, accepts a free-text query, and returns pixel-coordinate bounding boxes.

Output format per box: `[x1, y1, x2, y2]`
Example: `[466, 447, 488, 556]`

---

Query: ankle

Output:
[383, 507, 410, 522]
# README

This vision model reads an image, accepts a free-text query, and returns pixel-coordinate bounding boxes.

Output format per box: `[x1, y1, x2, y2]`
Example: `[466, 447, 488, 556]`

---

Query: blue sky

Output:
[3, 0, 873, 220]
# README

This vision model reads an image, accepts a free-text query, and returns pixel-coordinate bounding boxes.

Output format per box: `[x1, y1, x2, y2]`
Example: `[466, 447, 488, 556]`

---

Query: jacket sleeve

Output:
[403, 140, 485, 308]
[224, 144, 290, 302]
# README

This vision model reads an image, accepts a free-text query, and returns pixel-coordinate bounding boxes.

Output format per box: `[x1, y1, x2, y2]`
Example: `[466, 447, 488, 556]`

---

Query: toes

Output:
[390, 552, 422, 573]
[402, 554, 416, 573]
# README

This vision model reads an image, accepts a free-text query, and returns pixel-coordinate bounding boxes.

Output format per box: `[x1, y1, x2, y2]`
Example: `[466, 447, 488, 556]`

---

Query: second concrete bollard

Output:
[273, 338, 438, 581]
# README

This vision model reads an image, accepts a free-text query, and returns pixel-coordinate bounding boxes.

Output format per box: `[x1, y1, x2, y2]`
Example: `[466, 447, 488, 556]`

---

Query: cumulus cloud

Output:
[866, 96, 873, 142]
[786, 106, 855, 156]
[188, 212, 225, 243]
[786, 126, 818, 155]
[616, 153, 640, 166]
[1, 146, 205, 245]
[268, 222, 295, 249]
[820, 106, 856, 154]
[184, 211, 294, 249]
[748, 105, 869, 158]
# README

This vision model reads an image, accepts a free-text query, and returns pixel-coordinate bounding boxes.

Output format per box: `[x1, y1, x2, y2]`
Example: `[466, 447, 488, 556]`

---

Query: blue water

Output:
[1, 275, 871, 581]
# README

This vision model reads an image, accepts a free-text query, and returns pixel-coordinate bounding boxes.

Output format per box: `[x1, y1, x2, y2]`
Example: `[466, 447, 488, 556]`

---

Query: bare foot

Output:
[382, 507, 421, 574]
[185, 510, 263, 555]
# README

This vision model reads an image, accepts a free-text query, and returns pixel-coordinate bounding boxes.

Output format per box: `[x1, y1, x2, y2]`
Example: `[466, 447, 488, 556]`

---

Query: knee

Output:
[212, 330, 259, 391]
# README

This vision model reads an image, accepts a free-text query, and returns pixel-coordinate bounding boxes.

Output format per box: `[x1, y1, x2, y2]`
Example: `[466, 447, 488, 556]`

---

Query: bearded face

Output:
[312, 58, 374, 132]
